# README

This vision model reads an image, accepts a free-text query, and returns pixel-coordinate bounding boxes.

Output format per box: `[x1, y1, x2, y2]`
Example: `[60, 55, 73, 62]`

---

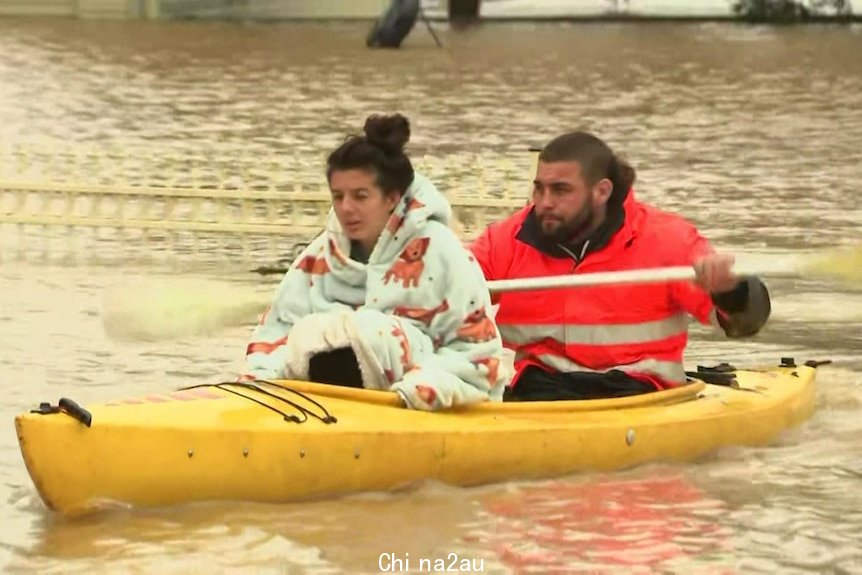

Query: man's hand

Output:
[694, 253, 739, 293]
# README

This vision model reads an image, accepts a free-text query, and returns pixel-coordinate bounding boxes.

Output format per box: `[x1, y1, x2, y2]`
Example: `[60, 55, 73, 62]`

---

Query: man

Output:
[470, 131, 770, 400]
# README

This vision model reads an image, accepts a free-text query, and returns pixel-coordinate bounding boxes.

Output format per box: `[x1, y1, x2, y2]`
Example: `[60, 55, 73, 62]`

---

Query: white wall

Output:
[247, 0, 391, 18]
[478, 0, 852, 18]
[0, 0, 138, 18]
[0, 0, 75, 16]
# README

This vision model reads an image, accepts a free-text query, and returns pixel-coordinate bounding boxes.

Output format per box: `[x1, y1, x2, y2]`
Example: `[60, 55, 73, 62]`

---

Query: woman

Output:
[243, 114, 509, 410]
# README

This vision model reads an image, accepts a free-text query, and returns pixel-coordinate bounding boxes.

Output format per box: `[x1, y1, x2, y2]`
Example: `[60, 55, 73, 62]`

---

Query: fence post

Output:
[144, 0, 161, 19]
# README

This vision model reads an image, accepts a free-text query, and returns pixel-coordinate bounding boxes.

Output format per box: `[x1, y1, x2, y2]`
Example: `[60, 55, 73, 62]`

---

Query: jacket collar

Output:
[516, 188, 639, 262]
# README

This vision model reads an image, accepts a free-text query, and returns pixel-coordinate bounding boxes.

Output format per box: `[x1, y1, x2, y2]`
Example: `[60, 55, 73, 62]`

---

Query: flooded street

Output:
[1, 18, 861, 573]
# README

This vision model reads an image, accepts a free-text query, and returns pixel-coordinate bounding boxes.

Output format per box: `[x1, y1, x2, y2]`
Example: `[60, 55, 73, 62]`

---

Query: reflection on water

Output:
[0, 473, 742, 574]
[481, 473, 735, 571]
[1, 17, 861, 574]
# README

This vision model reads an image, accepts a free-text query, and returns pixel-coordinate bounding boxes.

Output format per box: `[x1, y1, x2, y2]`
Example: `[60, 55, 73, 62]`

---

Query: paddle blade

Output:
[102, 279, 270, 341]
[800, 244, 862, 284]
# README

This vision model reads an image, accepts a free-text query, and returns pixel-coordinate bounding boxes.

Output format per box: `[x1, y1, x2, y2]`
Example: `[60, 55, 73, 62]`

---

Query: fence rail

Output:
[0, 149, 534, 267]
[0, 180, 526, 235]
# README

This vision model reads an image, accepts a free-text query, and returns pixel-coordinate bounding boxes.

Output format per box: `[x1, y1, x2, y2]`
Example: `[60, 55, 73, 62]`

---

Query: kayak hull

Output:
[15, 364, 817, 515]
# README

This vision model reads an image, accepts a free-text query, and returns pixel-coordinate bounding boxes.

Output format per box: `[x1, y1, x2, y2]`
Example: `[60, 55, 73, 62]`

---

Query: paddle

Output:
[101, 245, 860, 341]
[489, 247, 861, 292]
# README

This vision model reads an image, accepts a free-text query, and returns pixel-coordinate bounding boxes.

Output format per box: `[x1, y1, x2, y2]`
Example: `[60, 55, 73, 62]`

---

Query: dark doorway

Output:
[449, 0, 480, 19]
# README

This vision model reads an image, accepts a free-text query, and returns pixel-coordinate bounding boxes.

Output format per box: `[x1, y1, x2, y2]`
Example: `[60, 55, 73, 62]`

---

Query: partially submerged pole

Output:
[366, 0, 421, 48]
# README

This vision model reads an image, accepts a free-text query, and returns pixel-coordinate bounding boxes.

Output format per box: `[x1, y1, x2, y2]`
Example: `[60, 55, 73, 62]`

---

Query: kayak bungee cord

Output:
[243, 381, 338, 424]
[217, 383, 307, 423]
[256, 379, 342, 422]
[178, 382, 337, 424]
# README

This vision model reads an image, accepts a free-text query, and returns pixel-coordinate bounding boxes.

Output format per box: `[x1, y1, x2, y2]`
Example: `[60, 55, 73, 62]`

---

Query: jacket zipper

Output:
[557, 239, 591, 271]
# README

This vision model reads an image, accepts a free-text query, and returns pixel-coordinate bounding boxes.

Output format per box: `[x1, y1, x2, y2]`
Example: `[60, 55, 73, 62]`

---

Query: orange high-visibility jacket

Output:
[470, 192, 720, 390]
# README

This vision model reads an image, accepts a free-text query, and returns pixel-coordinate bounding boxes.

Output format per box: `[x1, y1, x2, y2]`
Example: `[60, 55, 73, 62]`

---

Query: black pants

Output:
[504, 366, 655, 402]
[308, 347, 364, 388]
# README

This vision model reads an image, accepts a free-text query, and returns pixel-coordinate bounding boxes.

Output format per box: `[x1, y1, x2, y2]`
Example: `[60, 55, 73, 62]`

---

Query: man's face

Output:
[532, 160, 608, 243]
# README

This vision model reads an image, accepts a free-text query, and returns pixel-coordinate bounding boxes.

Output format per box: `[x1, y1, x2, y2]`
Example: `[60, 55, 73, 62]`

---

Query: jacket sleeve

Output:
[469, 224, 498, 280]
[391, 235, 509, 410]
[670, 223, 771, 338]
[469, 223, 510, 305]
[244, 238, 319, 379]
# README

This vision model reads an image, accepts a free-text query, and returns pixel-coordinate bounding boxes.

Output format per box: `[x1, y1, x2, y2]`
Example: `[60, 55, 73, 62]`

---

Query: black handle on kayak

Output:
[59, 398, 93, 427]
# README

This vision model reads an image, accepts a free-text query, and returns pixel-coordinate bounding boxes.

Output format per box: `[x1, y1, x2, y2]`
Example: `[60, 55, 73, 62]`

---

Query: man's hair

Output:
[539, 131, 635, 205]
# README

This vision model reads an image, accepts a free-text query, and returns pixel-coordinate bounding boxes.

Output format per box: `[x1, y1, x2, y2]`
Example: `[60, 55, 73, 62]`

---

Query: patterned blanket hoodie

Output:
[245, 173, 511, 410]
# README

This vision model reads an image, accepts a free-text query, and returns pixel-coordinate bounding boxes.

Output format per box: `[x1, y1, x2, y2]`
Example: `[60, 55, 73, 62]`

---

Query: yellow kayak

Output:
[15, 359, 819, 516]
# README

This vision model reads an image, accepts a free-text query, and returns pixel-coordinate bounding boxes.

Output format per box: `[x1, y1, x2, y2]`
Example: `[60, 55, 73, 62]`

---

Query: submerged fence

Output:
[0, 146, 533, 267]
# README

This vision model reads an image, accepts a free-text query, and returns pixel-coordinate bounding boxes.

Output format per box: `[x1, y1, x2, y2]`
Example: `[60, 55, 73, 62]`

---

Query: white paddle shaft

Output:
[485, 261, 802, 293]
[487, 266, 697, 293]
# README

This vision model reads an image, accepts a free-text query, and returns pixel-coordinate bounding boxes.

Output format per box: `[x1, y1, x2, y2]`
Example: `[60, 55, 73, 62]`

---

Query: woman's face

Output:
[329, 168, 401, 250]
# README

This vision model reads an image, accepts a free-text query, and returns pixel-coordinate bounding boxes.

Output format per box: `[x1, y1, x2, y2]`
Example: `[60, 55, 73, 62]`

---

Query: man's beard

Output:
[538, 205, 594, 244]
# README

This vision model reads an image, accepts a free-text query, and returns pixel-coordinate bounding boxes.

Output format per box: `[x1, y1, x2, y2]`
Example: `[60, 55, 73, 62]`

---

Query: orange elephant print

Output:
[386, 198, 425, 234]
[392, 300, 450, 327]
[457, 307, 497, 343]
[391, 323, 415, 372]
[473, 357, 500, 386]
[327, 239, 348, 266]
[414, 385, 438, 406]
[383, 237, 430, 288]
[295, 254, 330, 275]
[258, 305, 272, 326]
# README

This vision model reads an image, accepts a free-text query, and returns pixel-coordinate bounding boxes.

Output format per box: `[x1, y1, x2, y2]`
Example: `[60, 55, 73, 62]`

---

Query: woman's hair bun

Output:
[363, 113, 410, 155]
